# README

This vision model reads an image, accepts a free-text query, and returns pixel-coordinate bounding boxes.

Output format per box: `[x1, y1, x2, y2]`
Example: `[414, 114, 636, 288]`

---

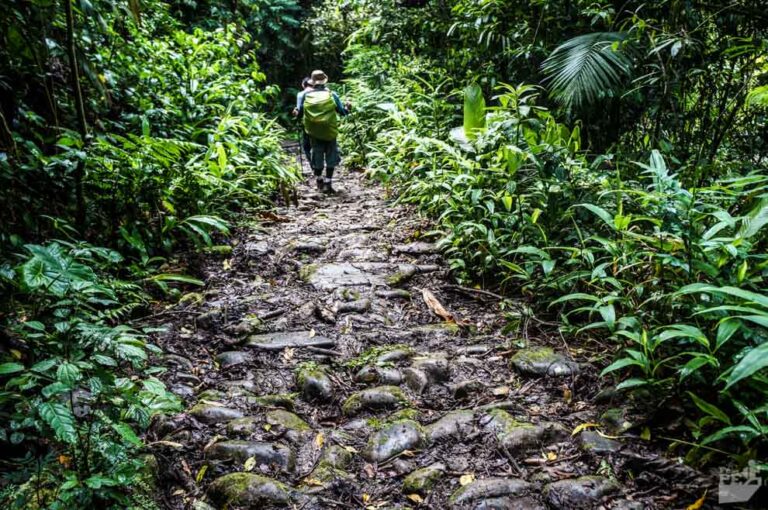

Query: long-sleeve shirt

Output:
[296, 85, 348, 116]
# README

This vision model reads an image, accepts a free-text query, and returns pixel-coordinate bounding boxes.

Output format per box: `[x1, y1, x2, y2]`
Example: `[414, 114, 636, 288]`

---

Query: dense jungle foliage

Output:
[318, 0, 768, 474]
[0, 0, 302, 507]
[1, 0, 767, 507]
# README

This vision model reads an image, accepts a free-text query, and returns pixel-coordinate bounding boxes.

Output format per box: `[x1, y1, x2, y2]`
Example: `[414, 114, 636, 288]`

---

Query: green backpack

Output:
[303, 90, 338, 142]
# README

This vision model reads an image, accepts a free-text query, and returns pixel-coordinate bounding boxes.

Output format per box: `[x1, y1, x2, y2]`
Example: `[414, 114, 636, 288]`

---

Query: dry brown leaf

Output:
[546, 451, 558, 461]
[363, 463, 376, 478]
[314, 432, 325, 449]
[421, 289, 456, 323]
[407, 493, 424, 504]
[459, 473, 475, 486]
[243, 457, 257, 472]
[282, 347, 295, 362]
[492, 386, 510, 396]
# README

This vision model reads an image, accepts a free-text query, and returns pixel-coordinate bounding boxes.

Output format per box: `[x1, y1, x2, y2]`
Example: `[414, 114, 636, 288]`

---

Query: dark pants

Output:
[301, 131, 312, 163]
[309, 137, 340, 179]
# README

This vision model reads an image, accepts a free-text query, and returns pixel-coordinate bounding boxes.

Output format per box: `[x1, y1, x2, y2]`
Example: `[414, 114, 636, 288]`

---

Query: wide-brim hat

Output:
[309, 70, 328, 85]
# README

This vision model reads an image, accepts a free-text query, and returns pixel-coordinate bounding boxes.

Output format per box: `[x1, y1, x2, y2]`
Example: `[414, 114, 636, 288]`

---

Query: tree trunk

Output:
[63, 0, 88, 230]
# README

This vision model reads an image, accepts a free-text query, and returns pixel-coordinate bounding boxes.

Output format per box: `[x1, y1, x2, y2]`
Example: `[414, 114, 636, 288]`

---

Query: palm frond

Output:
[541, 32, 632, 111]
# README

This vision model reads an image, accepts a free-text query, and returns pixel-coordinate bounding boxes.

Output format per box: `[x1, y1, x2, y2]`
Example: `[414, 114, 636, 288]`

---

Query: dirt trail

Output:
[150, 159, 712, 509]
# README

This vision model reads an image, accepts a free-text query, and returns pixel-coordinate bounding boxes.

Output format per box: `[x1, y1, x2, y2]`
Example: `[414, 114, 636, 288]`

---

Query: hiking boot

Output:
[315, 177, 324, 190]
[323, 181, 336, 194]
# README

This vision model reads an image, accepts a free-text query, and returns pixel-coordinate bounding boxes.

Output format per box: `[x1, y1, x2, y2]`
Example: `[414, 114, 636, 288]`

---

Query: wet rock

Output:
[227, 318, 260, 336]
[394, 242, 438, 255]
[425, 410, 475, 443]
[307, 445, 354, 484]
[253, 393, 296, 410]
[386, 265, 417, 286]
[206, 441, 295, 471]
[483, 409, 566, 453]
[207, 473, 292, 507]
[376, 348, 413, 364]
[190, 404, 244, 424]
[412, 355, 450, 382]
[509, 347, 579, 377]
[221, 379, 259, 393]
[364, 420, 424, 462]
[578, 430, 622, 454]
[449, 478, 531, 507]
[403, 462, 445, 494]
[247, 330, 335, 350]
[474, 497, 547, 510]
[307, 263, 387, 290]
[170, 383, 195, 399]
[375, 289, 412, 300]
[335, 299, 371, 314]
[544, 476, 620, 509]
[297, 367, 334, 402]
[227, 417, 259, 436]
[215, 351, 252, 369]
[600, 408, 633, 435]
[292, 240, 326, 253]
[266, 409, 310, 440]
[403, 368, 430, 394]
[165, 354, 194, 371]
[176, 372, 201, 385]
[319, 445, 353, 469]
[342, 386, 408, 416]
[355, 365, 402, 386]
[459, 345, 493, 355]
[244, 241, 272, 256]
[452, 379, 486, 399]
[197, 389, 225, 401]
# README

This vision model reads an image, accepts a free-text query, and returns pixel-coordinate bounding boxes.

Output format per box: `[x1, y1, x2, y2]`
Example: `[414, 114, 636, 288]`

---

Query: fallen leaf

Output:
[562, 384, 573, 404]
[421, 289, 461, 323]
[314, 432, 325, 449]
[641, 426, 651, 441]
[263, 423, 272, 432]
[195, 465, 208, 483]
[546, 451, 558, 461]
[344, 445, 358, 453]
[282, 347, 295, 362]
[407, 493, 424, 504]
[459, 473, 475, 486]
[149, 440, 184, 449]
[686, 491, 707, 510]
[362, 493, 371, 503]
[244, 456, 256, 472]
[223, 259, 232, 270]
[172, 489, 185, 496]
[58, 455, 72, 467]
[400, 449, 415, 457]
[363, 463, 376, 478]
[10, 349, 22, 359]
[309, 328, 316, 338]
[492, 386, 510, 396]
[571, 422, 600, 436]
[303, 478, 325, 487]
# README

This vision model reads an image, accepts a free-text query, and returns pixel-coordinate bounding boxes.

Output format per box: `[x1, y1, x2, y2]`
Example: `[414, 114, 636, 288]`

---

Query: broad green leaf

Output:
[463, 83, 486, 139]
[725, 343, 768, 389]
[687, 392, 730, 424]
[0, 363, 25, 375]
[38, 402, 77, 444]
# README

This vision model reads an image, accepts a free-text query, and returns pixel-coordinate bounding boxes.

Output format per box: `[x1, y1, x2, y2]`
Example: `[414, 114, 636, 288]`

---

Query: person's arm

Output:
[331, 92, 348, 116]
[294, 91, 306, 116]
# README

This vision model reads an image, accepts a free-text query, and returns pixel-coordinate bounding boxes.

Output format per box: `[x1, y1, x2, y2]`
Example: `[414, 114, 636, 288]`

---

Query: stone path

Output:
[150, 163, 710, 509]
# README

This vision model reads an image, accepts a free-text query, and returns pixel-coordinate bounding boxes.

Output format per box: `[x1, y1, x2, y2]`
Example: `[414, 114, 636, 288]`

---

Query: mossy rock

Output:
[342, 386, 409, 416]
[403, 462, 445, 494]
[207, 473, 292, 507]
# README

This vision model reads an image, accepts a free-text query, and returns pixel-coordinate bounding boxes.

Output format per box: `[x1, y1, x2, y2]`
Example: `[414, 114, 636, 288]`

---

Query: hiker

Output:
[299, 77, 313, 164]
[293, 70, 349, 193]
